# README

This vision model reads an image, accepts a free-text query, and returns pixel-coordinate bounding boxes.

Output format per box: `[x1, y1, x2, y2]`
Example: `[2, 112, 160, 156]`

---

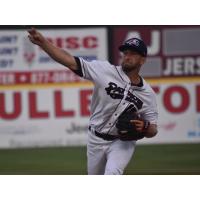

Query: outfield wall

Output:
[1, 77, 200, 148]
[0, 27, 200, 148]
[140, 77, 200, 144]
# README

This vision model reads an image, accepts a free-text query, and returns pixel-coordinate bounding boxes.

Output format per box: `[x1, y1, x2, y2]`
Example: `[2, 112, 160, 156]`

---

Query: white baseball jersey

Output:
[75, 57, 158, 136]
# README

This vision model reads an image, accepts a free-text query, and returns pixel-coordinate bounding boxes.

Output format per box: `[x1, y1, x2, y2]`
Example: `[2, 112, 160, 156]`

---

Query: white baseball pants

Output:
[87, 131, 136, 175]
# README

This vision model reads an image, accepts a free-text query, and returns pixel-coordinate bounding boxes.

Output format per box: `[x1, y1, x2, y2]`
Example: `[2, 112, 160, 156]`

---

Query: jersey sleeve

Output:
[72, 57, 84, 77]
[74, 56, 111, 82]
[141, 93, 158, 125]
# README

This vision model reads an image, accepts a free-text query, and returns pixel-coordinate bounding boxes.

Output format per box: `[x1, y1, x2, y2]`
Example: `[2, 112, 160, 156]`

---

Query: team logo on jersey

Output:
[105, 82, 125, 99]
[105, 82, 143, 110]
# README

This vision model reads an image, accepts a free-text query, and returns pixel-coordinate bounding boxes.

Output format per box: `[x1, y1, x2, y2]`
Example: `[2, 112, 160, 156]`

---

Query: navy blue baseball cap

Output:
[119, 38, 147, 57]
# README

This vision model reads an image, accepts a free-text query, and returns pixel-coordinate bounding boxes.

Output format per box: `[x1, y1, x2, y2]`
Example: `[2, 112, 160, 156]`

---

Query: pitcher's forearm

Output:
[41, 39, 78, 70]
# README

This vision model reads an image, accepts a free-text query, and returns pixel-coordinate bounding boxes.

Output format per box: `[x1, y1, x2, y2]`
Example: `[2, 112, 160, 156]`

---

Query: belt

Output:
[89, 126, 119, 141]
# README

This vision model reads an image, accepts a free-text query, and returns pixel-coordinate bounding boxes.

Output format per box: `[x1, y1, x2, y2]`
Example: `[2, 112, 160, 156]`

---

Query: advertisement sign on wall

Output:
[112, 26, 200, 77]
[0, 84, 93, 148]
[1, 78, 200, 148]
[0, 27, 200, 148]
[140, 77, 200, 144]
[0, 28, 108, 148]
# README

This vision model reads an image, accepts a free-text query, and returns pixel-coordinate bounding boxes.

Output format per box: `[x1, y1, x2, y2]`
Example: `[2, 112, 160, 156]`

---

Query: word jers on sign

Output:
[164, 57, 200, 76]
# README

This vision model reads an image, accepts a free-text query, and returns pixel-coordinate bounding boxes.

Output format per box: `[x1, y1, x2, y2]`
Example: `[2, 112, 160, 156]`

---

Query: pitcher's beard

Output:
[122, 63, 139, 73]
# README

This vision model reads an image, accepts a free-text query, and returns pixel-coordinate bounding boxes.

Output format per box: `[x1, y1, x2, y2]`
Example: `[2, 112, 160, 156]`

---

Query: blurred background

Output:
[0, 25, 200, 174]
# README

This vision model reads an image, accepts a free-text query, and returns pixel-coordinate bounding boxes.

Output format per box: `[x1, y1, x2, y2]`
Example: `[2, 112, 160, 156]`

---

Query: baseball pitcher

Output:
[28, 28, 158, 175]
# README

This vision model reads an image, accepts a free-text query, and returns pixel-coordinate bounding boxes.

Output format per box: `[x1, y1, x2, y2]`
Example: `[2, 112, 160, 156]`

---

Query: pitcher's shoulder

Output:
[142, 79, 157, 95]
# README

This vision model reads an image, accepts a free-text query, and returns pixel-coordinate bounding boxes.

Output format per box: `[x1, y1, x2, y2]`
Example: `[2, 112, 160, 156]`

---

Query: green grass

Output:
[125, 143, 200, 175]
[0, 143, 199, 175]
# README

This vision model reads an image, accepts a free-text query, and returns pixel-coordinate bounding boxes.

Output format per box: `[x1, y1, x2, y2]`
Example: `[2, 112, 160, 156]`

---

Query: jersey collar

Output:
[119, 66, 145, 91]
